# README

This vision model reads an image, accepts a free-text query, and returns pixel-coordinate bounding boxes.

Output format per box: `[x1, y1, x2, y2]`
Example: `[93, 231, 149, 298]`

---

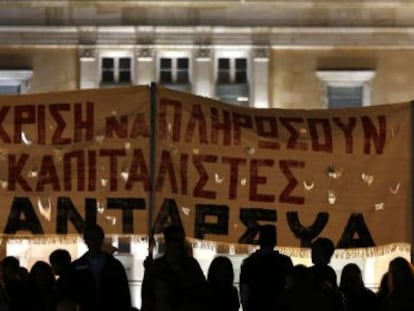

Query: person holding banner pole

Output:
[141, 225, 208, 311]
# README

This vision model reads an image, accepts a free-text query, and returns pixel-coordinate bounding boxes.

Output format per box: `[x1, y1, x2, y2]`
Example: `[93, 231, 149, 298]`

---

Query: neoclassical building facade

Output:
[2, 0, 414, 109]
[0, 0, 413, 306]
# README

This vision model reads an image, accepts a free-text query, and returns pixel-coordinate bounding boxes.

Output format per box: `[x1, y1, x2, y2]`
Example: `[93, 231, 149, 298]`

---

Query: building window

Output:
[159, 57, 189, 84]
[218, 58, 230, 83]
[0, 70, 33, 94]
[216, 56, 249, 106]
[158, 54, 191, 93]
[176, 58, 189, 83]
[101, 57, 131, 85]
[160, 58, 172, 83]
[235, 58, 247, 83]
[0, 85, 21, 95]
[316, 70, 375, 109]
[327, 86, 363, 108]
[217, 58, 247, 84]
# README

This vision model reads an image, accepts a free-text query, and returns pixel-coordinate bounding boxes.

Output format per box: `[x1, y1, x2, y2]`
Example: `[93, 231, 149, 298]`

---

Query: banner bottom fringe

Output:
[1, 235, 411, 258]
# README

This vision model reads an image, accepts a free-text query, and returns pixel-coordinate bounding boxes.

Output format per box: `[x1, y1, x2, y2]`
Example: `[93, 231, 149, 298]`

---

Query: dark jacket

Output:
[67, 252, 131, 311]
[141, 255, 208, 311]
[240, 249, 293, 311]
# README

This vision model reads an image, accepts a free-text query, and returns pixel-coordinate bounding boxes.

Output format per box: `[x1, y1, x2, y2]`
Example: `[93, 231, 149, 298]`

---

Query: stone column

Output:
[193, 47, 213, 98]
[135, 47, 155, 86]
[79, 47, 99, 89]
[252, 47, 270, 108]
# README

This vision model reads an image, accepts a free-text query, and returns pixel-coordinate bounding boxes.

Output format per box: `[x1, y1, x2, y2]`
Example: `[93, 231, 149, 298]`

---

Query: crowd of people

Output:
[141, 224, 414, 311]
[0, 223, 413, 311]
[0, 224, 133, 311]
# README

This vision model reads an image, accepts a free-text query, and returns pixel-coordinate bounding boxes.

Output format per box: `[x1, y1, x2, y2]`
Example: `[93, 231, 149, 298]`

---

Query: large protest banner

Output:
[0, 85, 411, 252]
[0, 86, 151, 239]
[155, 87, 412, 252]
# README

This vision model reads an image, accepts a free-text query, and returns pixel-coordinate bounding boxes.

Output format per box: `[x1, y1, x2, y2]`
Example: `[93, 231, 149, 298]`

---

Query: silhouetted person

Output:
[18, 267, 29, 285]
[239, 224, 293, 311]
[383, 257, 414, 311]
[206, 256, 240, 311]
[276, 264, 333, 311]
[49, 249, 72, 308]
[67, 224, 131, 311]
[0, 262, 10, 311]
[310, 237, 337, 287]
[55, 298, 80, 311]
[28, 260, 56, 311]
[377, 272, 389, 311]
[309, 237, 343, 311]
[339, 263, 378, 311]
[50, 249, 71, 278]
[1, 256, 30, 311]
[152, 277, 171, 311]
[141, 225, 207, 311]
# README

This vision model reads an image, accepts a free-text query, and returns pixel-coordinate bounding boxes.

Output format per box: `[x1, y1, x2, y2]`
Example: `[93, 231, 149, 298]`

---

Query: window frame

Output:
[99, 51, 134, 86]
[214, 50, 250, 106]
[0, 70, 33, 94]
[316, 70, 376, 108]
[157, 52, 191, 85]
[216, 56, 248, 85]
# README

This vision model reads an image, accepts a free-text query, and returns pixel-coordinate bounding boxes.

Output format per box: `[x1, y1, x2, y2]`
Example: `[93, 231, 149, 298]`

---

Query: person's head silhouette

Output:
[49, 249, 71, 276]
[83, 224, 105, 256]
[163, 225, 187, 262]
[258, 224, 276, 250]
[311, 237, 335, 265]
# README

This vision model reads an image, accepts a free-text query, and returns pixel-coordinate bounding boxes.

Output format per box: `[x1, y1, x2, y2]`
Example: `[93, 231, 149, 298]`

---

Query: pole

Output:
[410, 101, 414, 263]
[148, 82, 157, 257]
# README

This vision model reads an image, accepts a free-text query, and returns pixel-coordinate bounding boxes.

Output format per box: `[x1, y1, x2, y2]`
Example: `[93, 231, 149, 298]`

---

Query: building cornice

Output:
[1, 26, 414, 48]
[1, 1, 414, 7]
[1, 2, 414, 28]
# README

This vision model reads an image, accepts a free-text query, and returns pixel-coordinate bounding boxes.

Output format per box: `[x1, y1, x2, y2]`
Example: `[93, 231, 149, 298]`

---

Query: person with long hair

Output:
[339, 263, 378, 311]
[385, 257, 414, 311]
[206, 256, 239, 311]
